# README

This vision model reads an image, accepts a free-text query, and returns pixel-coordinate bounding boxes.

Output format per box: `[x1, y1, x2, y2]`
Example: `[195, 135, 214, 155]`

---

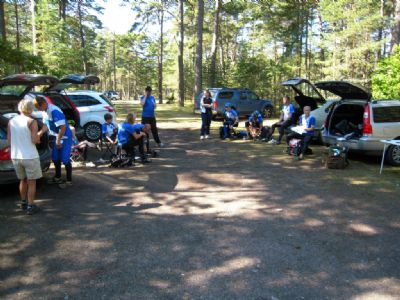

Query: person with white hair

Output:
[7, 99, 42, 215]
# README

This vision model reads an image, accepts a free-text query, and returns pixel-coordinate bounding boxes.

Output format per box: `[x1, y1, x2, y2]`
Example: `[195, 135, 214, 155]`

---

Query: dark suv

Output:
[195, 88, 274, 118]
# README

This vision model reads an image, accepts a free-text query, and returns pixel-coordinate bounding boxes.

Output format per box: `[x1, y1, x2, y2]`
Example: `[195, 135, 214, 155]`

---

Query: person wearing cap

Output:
[245, 110, 268, 140]
[140, 86, 163, 148]
[221, 103, 239, 139]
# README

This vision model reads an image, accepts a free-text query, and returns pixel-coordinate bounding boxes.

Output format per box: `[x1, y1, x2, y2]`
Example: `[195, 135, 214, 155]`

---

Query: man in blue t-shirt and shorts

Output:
[270, 96, 295, 144]
[118, 113, 151, 164]
[286, 106, 316, 160]
[140, 86, 163, 148]
[34, 96, 73, 188]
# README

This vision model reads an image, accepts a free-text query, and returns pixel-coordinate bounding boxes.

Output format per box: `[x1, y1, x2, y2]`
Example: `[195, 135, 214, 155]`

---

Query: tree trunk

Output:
[376, 0, 384, 61]
[0, 0, 6, 42]
[194, 0, 204, 102]
[178, 0, 184, 107]
[31, 0, 36, 55]
[391, 0, 400, 54]
[209, 0, 221, 87]
[158, 2, 164, 104]
[14, 1, 20, 49]
[59, 0, 67, 21]
[78, 0, 88, 74]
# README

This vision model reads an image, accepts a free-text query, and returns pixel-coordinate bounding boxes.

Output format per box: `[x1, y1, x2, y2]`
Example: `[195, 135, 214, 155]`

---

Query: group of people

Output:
[7, 86, 162, 215]
[199, 91, 316, 160]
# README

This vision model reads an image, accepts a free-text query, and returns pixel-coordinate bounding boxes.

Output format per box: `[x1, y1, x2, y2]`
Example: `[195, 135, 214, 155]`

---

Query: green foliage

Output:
[0, 40, 47, 74]
[372, 47, 400, 99]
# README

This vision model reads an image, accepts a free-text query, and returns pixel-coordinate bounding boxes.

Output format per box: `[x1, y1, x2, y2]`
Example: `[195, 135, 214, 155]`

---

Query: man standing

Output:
[8, 100, 42, 214]
[140, 86, 163, 148]
[34, 96, 73, 188]
[270, 96, 295, 144]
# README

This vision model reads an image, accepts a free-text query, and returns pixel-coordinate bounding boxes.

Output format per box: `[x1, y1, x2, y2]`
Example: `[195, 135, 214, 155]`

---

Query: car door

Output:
[238, 90, 251, 114]
[246, 91, 261, 113]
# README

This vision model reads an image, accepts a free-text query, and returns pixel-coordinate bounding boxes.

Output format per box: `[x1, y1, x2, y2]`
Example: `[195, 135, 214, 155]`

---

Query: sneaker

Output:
[267, 139, 276, 144]
[20, 201, 28, 210]
[47, 177, 63, 184]
[298, 153, 304, 160]
[205, 135, 210, 139]
[27, 204, 40, 215]
[157, 143, 164, 148]
[58, 181, 73, 189]
[85, 162, 96, 168]
[200, 135, 205, 140]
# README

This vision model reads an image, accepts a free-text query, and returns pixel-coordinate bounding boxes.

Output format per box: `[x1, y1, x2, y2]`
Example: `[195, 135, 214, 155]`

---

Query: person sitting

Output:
[221, 103, 239, 139]
[102, 113, 118, 144]
[117, 114, 151, 164]
[286, 106, 316, 160]
[245, 110, 270, 140]
[270, 95, 295, 144]
[69, 120, 96, 165]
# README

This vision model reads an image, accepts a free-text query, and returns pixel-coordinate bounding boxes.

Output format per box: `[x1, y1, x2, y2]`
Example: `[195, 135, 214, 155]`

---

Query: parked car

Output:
[0, 74, 54, 184]
[281, 78, 337, 140]
[317, 81, 400, 166]
[45, 74, 114, 141]
[195, 88, 274, 119]
[66, 90, 116, 141]
[103, 90, 120, 101]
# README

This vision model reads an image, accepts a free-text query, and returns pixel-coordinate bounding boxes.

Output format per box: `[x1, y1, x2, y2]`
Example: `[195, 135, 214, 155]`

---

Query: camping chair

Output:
[70, 145, 85, 163]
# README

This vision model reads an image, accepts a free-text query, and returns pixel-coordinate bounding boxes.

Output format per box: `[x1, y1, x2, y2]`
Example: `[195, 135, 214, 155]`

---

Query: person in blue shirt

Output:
[34, 96, 73, 188]
[118, 113, 151, 163]
[102, 113, 118, 144]
[245, 110, 269, 140]
[286, 106, 316, 160]
[270, 96, 295, 144]
[140, 86, 163, 147]
[221, 103, 239, 139]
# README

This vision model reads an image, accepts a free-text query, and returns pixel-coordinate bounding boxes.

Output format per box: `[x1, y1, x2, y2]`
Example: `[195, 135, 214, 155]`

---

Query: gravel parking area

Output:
[1, 107, 400, 300]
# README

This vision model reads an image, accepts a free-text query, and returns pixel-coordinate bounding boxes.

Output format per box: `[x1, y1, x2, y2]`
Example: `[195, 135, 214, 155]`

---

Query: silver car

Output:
[319, 81, 400, 166]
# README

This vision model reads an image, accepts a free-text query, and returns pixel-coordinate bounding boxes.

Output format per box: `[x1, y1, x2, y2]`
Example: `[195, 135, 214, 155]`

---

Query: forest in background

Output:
[1, 0, 400, 109]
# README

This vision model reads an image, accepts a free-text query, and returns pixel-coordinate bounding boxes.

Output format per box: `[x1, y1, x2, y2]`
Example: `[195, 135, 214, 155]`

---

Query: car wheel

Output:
[386, 144, 400, 166]
[84, 122, 102, 141]
[263, 106, 273, 118]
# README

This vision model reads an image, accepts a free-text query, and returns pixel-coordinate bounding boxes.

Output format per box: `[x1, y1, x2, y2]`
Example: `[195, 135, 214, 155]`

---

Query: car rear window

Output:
[219, 91, 234, 99]
[68, 95, 101, 107]
[373, 106, 400, 123]
[49, 95, 71, 110]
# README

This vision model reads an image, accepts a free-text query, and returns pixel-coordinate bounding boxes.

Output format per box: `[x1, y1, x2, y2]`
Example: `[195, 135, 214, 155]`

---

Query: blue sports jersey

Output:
[224, 109, 238, 121]
[300, 114, 316, 135]
[102, 122, 117, 137]
[141, 95, 156, 118]
[249, 113, 263, 124]
[117, 122, 136, 145]
[132, 124, 144, 133]
[282, 103, 295, 121]
[43, 103, 72, 139]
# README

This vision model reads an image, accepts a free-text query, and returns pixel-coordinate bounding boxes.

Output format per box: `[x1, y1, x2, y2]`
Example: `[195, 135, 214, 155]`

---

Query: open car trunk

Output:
[327, 102, 366, 139]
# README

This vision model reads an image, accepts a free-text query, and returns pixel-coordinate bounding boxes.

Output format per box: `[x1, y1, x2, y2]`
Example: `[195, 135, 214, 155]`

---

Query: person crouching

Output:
[117, 114, 151, 164]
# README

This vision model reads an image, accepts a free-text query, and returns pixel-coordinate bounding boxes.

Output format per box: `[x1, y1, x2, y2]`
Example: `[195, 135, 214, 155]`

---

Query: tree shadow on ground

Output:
[0, 127, 399, 300]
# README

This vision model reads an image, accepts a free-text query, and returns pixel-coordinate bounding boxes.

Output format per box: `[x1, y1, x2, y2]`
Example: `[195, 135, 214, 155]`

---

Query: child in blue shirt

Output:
[102, 113, 118, 144]
[221, 103, 239, 139]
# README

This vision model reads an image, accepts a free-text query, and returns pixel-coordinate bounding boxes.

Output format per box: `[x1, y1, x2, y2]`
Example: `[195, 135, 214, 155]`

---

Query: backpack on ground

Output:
[288, 138, 302, 156]
[325, 145, 349, 169]
[109, 155, 133, 168]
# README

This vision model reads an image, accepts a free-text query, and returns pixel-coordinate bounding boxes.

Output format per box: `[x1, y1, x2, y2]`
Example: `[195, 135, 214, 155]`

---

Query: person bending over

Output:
[286, 106, 315, 160]
[270, 96, 295, 144]
[222, 103, 239, 139]
[118, 113, 151, 164]
[245, 110, 269, 140]
[34, 96, 73, 189]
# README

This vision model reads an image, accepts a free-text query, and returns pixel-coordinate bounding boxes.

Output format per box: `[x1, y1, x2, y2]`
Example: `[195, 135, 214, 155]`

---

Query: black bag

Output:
[325, 145, 349, 169]
[109, 155, 132, 168]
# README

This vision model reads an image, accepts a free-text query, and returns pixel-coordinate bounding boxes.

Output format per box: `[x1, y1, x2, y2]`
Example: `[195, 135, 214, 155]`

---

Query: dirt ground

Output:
[1, 104, 400, 300]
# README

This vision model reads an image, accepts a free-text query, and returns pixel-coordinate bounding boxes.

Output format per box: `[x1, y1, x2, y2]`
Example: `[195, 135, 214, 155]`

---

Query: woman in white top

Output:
[7, 99, 42, 215]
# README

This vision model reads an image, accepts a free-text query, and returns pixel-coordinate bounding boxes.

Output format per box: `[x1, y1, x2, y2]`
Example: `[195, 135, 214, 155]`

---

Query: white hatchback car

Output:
[66, 90, 117, 141]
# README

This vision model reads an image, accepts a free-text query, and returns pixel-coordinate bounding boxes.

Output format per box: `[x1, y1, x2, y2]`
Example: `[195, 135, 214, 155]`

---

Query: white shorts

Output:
[12, 158, 43, 180]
